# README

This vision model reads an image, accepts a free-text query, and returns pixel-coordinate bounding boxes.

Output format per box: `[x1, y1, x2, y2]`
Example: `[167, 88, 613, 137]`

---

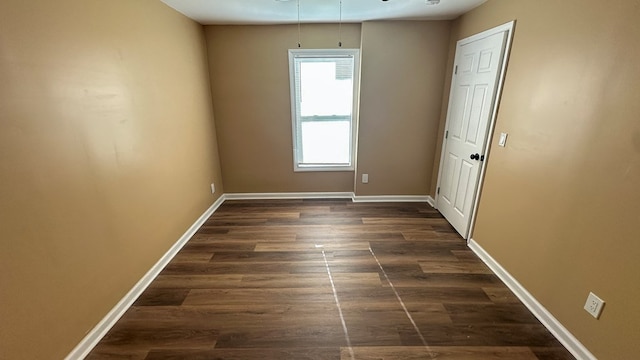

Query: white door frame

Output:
[435, 20, 516, 241]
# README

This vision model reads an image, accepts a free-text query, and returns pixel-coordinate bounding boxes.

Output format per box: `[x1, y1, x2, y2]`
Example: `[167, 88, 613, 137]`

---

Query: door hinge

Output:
[480, 155, 485, 161]
[445, 130, 448, 139]
[454, 65, 458, 75]
[437, 187, 440, 195]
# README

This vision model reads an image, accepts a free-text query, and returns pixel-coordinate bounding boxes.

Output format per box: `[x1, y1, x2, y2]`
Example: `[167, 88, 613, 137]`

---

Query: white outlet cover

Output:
[362, 174, 369, 184]
[584, 292, 605, 319]
[210, 183, 215, 194]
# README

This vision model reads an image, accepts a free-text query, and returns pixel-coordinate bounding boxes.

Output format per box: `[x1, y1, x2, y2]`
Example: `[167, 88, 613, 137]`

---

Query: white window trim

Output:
[288, 48, 360, 172]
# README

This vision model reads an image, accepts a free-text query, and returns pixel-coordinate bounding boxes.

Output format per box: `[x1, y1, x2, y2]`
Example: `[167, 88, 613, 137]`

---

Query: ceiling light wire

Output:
[338, 0, 342, 47]
[297, 0, 301, 47]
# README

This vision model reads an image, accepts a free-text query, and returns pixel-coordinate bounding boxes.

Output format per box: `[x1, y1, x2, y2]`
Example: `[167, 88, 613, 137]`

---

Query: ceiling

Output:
[160, 0, 487, 25]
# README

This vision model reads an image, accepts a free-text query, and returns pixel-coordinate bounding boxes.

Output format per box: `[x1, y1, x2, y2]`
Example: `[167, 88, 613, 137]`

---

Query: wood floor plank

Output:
[145, 347, 340, 360]
[450, 249, 483, 261]
[238, 273, 332, 288]
[482, 287, 524, 304]
[444, 303, 541, 324]
[94, 328, 218, 350]
[394, 287, 494, 304]
[209, 211, 301, 219]
[180, 241, 258, 252]
[162, 261, 303, 275]
[266, 217, 364, 225]
[113, 304, 343, 330]
[384, 272, 502, 288]
[402, 230, 465, 241]
[150, 274, 243, 289]
[419, 260, 493, 274]
[530, 347, 578, 360]
[85, 348, 149, 360]
[213, 326, 347, 349]
[210, 251, 322, 262]
[88, 199, 574, 360]
[374, 252, 461, 264]
[254, 241, 371, 252]
[183, 288, 336, 306]
[337, 286, 491, 304]
[370, 240, 469, 252]
[132, 289, 190, 307]
[417, 324, 562, 347]
[192, 232, 298, 241]
[402, 303, 453, 324]
[296, 232, 405, 241]
[168, 251, 214, 263]
[343, 346, 539, 360]
[362, 217, 453, 225]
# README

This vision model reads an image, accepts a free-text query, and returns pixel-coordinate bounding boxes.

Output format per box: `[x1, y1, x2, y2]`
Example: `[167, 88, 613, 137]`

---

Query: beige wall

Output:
[207, 22, 451, 195]
[435, 1, 640, 358]
[206, 24, 361, 193]
[0, 0, 223, 358]
[357, 21, 450, 196]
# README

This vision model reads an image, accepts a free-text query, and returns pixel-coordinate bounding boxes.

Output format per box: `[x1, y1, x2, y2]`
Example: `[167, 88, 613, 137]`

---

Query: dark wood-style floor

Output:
[88, 199, 574, 360]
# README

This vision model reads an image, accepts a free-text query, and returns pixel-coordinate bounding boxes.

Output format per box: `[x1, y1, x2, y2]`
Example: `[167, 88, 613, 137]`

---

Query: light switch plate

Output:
[498, 132, 508, 147]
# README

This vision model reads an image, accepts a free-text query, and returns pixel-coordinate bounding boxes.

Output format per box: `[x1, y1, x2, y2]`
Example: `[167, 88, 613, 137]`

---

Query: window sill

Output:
[294, 165, 355, 172]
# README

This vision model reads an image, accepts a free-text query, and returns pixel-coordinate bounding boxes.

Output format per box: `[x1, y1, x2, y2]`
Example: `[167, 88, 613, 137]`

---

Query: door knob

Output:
[470, 153, 480, 160]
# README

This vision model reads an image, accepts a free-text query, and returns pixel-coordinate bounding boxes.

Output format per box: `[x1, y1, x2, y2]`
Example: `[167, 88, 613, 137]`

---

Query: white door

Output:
[436, 23, 513, 238]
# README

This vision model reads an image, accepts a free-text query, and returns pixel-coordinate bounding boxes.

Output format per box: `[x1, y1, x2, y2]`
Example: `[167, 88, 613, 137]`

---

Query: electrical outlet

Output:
[584, 292, 605, 319]
[362, 174, 369, 184]
[210, 183, 215, 194]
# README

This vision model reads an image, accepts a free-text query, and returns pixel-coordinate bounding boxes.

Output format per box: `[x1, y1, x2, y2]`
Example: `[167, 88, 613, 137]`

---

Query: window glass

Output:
[289, 49, 359, 171]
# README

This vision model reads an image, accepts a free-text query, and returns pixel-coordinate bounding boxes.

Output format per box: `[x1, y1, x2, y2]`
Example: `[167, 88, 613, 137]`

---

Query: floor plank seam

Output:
[368, 246, 436, 359]
[321, 249, 354, 360]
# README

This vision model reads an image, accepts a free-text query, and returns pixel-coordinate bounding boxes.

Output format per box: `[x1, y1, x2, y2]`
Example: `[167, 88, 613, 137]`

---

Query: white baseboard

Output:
[65, 196, 225, 360]
[426, 195, 435, 208]
[223, 192, 435, 205]
[352, 195, 432, 203]
[468, 239, 596, 360]
[223, 192, 354, 200]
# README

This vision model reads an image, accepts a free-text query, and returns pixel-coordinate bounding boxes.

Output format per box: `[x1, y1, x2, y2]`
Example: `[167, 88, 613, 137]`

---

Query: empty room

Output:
[1, 0, 638, 359]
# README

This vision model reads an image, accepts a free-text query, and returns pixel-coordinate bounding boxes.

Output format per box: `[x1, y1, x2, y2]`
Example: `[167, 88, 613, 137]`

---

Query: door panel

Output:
[436, 29, 508, 238]
[450, 85, 470, 140]
[454, 160, 473, 214]
[440, 152, 457, 204]
[478, 50, 494, 72]
[465, 85, 488, 144]
[460, 54, 474, 74]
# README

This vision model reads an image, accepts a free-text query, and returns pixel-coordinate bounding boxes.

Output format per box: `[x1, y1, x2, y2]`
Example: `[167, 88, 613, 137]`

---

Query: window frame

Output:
[288, 48, 360, 172]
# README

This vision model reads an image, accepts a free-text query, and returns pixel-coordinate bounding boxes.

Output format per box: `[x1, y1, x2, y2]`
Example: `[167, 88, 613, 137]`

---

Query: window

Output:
[288, 49, 360, 171]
